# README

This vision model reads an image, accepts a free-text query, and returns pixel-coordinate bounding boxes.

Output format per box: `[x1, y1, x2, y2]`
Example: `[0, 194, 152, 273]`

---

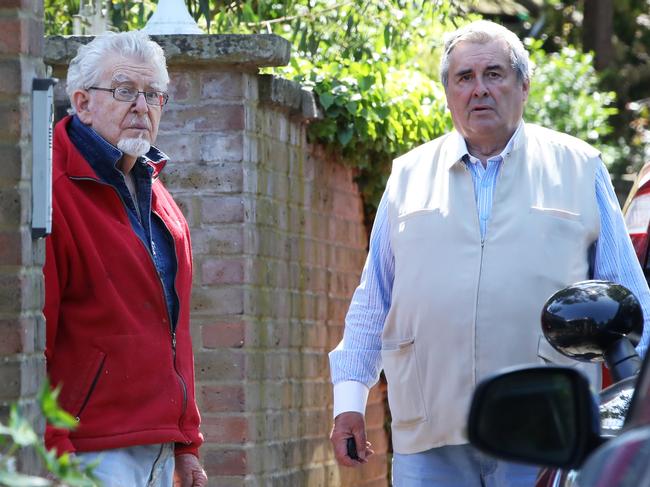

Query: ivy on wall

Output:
[287, 57, 452, 220]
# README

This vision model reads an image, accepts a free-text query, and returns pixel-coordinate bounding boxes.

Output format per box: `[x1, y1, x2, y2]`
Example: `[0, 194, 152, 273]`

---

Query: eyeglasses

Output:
[87, 86, 169, 107]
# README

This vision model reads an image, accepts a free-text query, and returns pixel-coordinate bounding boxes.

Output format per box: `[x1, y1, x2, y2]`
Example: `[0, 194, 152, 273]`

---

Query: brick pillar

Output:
[0, 0, 47, 474]
[45, 34, 388, 486]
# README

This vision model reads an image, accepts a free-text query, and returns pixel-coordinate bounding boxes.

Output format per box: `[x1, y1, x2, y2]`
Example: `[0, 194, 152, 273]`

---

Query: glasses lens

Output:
[144, 91, 161, 106]
[113, 86, 138, 102]
[145, 91, 169, 107]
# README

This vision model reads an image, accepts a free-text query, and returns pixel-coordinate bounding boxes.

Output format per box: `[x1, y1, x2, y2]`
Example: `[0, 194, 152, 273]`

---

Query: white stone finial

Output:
[143, 0, 203, 35]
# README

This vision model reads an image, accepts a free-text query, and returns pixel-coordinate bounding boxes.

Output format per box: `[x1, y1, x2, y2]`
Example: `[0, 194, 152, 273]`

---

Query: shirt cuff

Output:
[333, 380, 370, 418]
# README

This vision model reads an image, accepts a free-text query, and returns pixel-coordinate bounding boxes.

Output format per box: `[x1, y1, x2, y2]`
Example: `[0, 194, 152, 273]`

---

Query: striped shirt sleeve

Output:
[593, 161, 650, 357]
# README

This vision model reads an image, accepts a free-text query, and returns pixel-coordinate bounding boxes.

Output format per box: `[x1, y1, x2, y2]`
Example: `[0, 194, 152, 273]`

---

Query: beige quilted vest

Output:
[383, 123, 602, 454]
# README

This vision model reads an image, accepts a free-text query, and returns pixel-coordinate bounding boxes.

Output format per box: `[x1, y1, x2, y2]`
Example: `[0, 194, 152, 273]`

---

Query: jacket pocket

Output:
[75, 354, 106, 420]
[59, 350, 107, 420]
[382, 338, 428, 427]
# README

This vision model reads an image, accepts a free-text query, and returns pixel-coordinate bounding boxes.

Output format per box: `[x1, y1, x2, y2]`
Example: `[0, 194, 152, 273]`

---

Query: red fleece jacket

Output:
[43, 116, 203, 456]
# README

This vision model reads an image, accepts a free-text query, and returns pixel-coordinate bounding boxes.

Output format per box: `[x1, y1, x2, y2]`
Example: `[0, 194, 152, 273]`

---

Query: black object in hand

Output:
[346, 437, 359, 460]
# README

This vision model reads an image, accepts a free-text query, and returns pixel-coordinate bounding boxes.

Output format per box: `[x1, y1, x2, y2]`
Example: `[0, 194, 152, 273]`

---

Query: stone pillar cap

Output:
[45, 34, 291, 70]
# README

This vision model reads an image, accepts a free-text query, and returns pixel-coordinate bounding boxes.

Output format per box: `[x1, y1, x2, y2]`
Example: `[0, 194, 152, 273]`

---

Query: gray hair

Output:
[439, 20, 531, 88]
[66, 30, 169, 103]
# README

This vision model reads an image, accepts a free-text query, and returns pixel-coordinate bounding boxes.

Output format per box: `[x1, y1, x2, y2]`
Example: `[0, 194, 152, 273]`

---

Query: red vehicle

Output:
[623, 161, 650, 281]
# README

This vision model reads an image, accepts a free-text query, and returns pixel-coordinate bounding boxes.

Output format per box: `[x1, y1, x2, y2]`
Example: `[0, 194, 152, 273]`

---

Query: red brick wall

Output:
[45, 36, 389, 486]
[157, 67, 389, 486]
[0, 0, 47, 474]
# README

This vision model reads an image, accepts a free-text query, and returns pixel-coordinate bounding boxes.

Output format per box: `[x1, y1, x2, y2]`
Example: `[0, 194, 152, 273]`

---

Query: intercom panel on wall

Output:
[32, 78, 58, 239]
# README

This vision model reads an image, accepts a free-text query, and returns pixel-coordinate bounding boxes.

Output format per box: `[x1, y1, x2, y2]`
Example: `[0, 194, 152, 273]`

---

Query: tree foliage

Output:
[45, 0, 158, 35]
[43, 0, 620, 214]
[202, 1, 618, 213]
[521, 0, 650, 174]
[239, 0, 468, 215]
[525, 39, 619, 162]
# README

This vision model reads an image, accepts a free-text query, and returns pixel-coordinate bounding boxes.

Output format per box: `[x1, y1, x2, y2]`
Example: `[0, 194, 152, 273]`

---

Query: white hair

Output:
[66, 30, 169, 104]
[439, 20, 531, 88]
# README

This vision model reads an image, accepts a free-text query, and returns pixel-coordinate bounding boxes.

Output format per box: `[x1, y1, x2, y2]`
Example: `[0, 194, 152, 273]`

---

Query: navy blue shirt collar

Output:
[67, 114, 158, 249]
[66, 115, 180, 327]
[67, 114, 168, 179]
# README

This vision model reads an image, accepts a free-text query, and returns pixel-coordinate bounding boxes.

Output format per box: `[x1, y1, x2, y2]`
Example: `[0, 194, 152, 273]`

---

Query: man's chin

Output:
[465, 118, 504, 133]
[117, 137, 151, 157]
[468, 111, 498, 123]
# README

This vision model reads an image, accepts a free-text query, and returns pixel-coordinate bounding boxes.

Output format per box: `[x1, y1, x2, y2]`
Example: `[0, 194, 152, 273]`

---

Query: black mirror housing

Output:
[468, 366, 602, 469]
[542, 280, 643, 362]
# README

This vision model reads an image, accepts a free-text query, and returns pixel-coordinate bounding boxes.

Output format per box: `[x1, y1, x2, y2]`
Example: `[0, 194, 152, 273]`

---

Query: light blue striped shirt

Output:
[329, 126, 650, 416]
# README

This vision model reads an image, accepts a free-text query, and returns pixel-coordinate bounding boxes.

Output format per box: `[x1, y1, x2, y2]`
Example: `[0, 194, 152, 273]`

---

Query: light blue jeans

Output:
[76, 443, 175, 487]
[392, 444, 539, 487]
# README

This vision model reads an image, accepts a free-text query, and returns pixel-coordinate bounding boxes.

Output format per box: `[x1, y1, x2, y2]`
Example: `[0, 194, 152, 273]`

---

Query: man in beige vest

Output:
[328, 20, 650, 486]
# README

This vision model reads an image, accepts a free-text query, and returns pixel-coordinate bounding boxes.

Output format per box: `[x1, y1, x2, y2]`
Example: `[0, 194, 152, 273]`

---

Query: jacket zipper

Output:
[76, 355, 106, 421]
[70, 176, 191, 442]
[171, 331, 189, 440]
[156, 211, 190, 442]
[70, 176, 174, 325]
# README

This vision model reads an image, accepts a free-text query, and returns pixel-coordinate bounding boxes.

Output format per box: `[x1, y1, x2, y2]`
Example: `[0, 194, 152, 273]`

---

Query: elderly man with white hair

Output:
[43, 30, 207, 486]
[329, 20, 650, 486]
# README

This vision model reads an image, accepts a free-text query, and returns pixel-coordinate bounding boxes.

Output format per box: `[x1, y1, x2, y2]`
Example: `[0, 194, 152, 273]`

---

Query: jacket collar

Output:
[56, 115, 169, 180]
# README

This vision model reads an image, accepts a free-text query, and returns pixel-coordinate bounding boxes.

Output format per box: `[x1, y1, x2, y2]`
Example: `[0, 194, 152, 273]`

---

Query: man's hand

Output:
[330, 411, 374, 467]
[174, 453, 207, 487]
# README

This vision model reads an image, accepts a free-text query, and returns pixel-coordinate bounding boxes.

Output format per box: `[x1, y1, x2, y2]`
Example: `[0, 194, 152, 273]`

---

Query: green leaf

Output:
[241, 1, 257, 23]
[39, 382, 77, 429]
[345, 100, 358, 114]
[0, 471, 51, 486]
[198, 0, 210, 31]
[317, 92, 335, 110]
[359, 75, 375, 91]
[7, 406, 38, 447]
[383, 24, 391, 48]
[337, 125, 354, 146]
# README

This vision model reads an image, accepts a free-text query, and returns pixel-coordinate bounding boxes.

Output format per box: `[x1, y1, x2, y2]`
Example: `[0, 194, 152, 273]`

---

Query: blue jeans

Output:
[76, 443, 175, 487]
[393, 444, 539, 487]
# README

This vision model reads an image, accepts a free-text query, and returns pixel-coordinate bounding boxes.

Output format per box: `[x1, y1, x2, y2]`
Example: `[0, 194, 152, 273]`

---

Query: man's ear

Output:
[72, 90, 92, 124]
[521, 79, 530, 103]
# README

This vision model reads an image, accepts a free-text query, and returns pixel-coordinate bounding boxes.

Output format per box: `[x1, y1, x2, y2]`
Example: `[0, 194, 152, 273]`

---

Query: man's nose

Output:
[472, 78, 488, 97]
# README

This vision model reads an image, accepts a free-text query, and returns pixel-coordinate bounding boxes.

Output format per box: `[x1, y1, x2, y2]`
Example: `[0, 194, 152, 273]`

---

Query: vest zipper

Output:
[474, 238, 486, 388]
[75, 355, 106, 421]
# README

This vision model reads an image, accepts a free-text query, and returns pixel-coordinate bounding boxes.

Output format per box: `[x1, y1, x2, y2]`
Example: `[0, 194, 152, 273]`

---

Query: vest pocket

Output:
[382, 338, 428, 427]
[530, 206, 581, 222]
